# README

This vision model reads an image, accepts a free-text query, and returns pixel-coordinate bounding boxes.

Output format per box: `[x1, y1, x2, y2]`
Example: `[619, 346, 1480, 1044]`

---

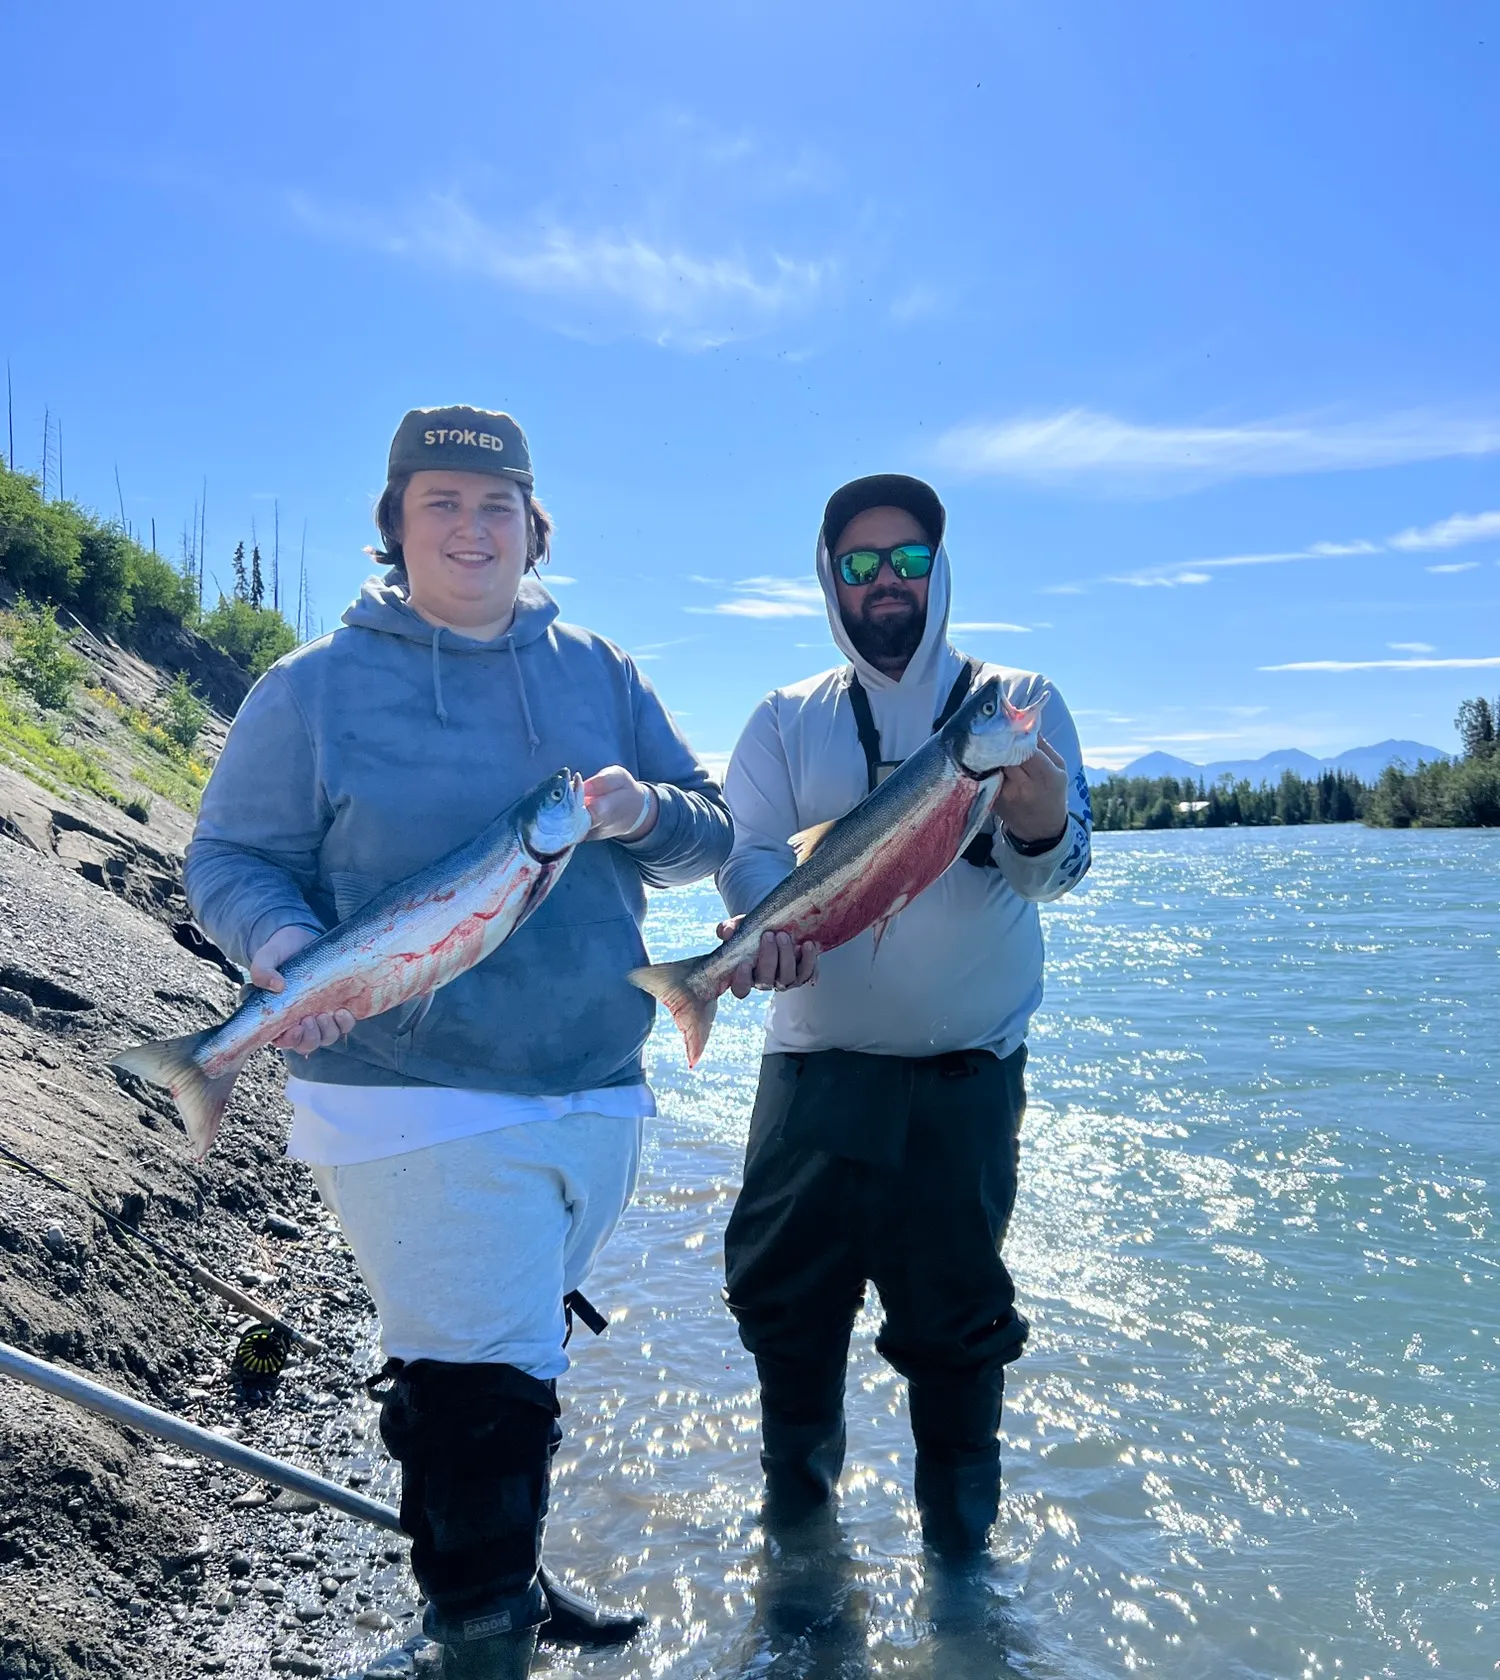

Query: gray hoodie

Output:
[716, 527, 1092, 1062]
[184, 571, 732, 1095]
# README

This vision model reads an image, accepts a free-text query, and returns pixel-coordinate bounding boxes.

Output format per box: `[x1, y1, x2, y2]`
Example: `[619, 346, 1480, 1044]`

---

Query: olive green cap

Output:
[386, 405, 534, 489]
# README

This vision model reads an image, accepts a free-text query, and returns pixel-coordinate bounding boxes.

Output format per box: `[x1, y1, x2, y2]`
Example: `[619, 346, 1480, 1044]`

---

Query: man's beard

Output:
[843, 593, 926, 667]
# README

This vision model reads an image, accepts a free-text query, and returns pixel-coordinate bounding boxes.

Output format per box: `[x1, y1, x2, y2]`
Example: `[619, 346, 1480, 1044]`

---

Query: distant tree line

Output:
[1092, 768, 1369, 831]
[1094, 697, 1500, 832]
[0, 454, 298, 679]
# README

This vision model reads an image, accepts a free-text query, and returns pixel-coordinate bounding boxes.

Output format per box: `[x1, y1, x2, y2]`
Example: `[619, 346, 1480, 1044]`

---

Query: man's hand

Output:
[584, 766, 659, 842]
[993, 736, 1071, 846]
[249, 926, 355, 1054]
[715, 916, 819, 999]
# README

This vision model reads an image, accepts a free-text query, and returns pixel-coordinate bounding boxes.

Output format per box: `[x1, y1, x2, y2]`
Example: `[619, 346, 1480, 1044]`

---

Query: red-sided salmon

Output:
[114, 769, 590, 1158]
[629, 677, 1040, 1065]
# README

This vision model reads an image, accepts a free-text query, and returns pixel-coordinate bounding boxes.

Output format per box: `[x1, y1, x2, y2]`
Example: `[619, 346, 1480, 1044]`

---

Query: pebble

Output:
[213, 1592, 234, 1613]
[43, 1225, 70, 1257]
[264, 1214, 305, 1241]
[363, 1655, 413, 1678]
[229, 1489, 267, 1509]
[256, 1578, 285, 1600]
[271, 1657, 323, 1677]
[355, 1609, 396, 1632]
[296, 1605, 326, 1622]
[319, 1575, 340, 1597]
[228, 1554, 253, 1577]
[287, 1551, 317, 1569]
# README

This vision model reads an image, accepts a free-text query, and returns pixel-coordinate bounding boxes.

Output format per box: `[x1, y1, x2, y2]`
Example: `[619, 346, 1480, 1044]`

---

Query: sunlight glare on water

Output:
[394, 828, 1500, 1678]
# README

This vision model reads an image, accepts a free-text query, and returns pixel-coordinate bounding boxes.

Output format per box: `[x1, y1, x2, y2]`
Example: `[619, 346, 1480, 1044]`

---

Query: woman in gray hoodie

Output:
[184, 406, 732, 1678]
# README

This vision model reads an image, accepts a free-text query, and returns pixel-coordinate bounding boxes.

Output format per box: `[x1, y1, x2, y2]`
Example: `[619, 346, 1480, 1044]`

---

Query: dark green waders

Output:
[723, 1044, 1029, 1560]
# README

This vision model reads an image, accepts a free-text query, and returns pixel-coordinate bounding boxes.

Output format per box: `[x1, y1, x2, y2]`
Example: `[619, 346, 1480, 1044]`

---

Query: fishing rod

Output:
[0, 1339, 398, 1532]
[0, 1137, 325, 1360]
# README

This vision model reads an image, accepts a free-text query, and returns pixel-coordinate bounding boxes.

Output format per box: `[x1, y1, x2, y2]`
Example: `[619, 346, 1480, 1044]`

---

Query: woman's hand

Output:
[715, 916, 819, 999]
[584, 766, 659, 842]
[249, 926, 356, 1054]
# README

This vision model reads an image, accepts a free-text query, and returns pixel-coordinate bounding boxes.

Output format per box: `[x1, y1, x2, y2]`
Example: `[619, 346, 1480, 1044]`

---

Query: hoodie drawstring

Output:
[508, 637, 541, 753]
[427, 620, 539, 750]
[430, 626, 449, 725]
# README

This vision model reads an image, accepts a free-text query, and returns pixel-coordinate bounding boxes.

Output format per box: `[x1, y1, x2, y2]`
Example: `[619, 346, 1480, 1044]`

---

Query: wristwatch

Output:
[1002, 820, 1069, 858]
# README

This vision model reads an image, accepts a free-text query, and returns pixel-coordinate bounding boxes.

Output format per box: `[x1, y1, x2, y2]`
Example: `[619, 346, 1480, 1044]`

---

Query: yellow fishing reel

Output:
[232, 1323, 294, 1382]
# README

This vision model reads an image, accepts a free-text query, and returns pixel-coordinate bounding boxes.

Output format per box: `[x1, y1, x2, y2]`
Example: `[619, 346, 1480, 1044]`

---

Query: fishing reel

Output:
[232, 1322, 294, 1383]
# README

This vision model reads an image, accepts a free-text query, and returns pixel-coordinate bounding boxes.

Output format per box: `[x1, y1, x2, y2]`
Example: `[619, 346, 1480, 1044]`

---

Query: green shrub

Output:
[4, 600, 87, 709]
[124, 545, 200, 626]
[199, 596, 297, 678]
[74, 522, 133, 626]
[153, 671, 209, 752]
[0, 470, 82, 601]
[123, 795, 152, 824]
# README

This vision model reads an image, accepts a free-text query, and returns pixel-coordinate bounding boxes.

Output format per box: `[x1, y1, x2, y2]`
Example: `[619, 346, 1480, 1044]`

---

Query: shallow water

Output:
[368, 827, 1499, 1678]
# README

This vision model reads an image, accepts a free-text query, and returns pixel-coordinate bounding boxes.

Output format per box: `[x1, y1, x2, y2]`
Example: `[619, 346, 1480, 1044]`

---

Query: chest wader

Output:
[370, 1328, 644, 1675]
[724, 1047, 1027, 1560]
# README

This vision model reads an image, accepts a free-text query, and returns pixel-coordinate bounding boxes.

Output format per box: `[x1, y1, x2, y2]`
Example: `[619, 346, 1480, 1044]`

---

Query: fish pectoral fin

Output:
[870, 916, 892, 958]
[391, 992, 436, 1038]
[788, 820, 839, 867]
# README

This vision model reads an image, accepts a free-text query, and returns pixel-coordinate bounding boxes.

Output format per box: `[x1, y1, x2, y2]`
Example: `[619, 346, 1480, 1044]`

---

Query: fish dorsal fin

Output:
[789, 820, 839, 868]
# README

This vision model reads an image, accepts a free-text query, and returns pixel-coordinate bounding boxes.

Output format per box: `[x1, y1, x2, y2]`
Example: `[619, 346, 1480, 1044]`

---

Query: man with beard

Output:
[716, 474, 1092, 1577]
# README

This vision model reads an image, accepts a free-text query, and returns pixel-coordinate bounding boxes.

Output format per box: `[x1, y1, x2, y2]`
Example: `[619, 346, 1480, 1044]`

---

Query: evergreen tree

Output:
[231, 540, 248, 601]
[1456, 697, 1496, 761]
[250, 543, 264, 609]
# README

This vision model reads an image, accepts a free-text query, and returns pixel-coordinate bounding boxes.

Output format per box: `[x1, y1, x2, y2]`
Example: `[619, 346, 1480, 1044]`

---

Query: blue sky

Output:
[2, 0, 1497, 769]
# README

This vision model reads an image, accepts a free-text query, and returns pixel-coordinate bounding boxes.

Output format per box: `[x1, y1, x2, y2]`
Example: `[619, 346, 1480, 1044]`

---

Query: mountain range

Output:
[1083, 740, 1449, 788]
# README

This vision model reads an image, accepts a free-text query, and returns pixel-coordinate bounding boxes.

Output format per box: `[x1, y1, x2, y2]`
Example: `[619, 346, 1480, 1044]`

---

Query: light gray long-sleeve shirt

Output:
[717, 531, 1091, 1063]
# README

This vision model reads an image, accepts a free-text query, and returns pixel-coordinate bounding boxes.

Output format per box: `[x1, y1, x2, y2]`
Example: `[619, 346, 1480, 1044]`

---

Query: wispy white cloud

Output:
[1262, 655, 1500, 672]
[1038, 582, 1087, 595]
[1388, 509, 1500, 550]
[949, 620, 1032, 633]
[686, 576, 824, 618]
[1425, 560, 1481, 574]
[932, 407, 1500, 493]
[1388, 641, 1436, 654]
[544, 573, 577, 586]
[1111, 539, 1381, 589]
[288, 190, 833, 349]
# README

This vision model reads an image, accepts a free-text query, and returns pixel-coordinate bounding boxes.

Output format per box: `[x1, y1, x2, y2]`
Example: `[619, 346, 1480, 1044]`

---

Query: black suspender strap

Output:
[934, 655, 983, 729]
[846, 655, 984, 794]
[846, 670, 885, 794]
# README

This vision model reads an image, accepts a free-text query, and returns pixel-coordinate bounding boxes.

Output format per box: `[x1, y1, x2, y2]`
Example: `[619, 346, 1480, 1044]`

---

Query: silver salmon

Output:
[629, 676, 1040, 1065]
[114, 769, 591, 1158]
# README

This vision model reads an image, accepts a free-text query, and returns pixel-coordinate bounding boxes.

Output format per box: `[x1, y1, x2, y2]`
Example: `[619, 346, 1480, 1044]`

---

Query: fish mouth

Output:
[524, 773, 589, 860]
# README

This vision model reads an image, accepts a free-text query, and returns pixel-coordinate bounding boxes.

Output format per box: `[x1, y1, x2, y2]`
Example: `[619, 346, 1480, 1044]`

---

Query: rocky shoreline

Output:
[0, 770, 433, 1679]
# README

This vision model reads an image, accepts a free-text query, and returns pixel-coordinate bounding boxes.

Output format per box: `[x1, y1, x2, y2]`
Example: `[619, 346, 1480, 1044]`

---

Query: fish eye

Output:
[981, 699, 996, 716]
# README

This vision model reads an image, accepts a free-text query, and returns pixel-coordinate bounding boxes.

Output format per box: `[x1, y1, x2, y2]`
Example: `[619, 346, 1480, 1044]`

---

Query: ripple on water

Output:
[338, 827, 1496, 1677]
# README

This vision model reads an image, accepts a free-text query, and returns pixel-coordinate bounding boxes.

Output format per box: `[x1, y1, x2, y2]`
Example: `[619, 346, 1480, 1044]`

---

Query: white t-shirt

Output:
[284, 1076, 656, 1167]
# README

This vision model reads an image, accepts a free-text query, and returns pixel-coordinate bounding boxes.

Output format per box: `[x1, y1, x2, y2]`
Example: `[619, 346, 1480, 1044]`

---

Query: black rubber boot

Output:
[755, 1349, 849, 1530]
[908, 1368, 1006, 1563]
[377, 1360, 556, 1651]
[440, 1627, 537, 1678]
[537, 1566, 646, 1647]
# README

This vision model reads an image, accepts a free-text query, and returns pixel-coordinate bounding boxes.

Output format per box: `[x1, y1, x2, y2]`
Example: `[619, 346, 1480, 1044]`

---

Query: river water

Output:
[364, 827, 1499, 1679]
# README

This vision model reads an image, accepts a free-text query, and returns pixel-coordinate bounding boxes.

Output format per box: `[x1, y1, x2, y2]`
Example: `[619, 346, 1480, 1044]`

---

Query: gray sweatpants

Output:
[310, 1113, 642, 1380]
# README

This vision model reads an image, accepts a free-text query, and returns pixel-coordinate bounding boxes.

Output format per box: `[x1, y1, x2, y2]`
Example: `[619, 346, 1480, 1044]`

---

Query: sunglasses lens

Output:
[840, 550, 883, 585]
[890, 545, 933, 579]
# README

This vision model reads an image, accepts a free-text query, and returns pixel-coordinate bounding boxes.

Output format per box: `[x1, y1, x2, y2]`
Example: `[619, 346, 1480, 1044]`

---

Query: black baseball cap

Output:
[387, 405, 534, 489]
[822, 473, 946, 556]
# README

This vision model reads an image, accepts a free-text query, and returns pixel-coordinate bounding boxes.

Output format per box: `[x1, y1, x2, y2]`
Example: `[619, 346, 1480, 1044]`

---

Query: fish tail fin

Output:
[112, 1029, 244, 1160]
[627, 959, 718, 1068]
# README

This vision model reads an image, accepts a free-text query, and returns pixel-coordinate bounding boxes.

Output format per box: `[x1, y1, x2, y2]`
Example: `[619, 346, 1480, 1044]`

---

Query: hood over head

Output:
[815, 474, 953, 697]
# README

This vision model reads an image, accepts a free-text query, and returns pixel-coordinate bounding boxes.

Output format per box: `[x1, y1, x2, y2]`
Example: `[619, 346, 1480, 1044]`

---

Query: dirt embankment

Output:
[0, 720, 424, 1678]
